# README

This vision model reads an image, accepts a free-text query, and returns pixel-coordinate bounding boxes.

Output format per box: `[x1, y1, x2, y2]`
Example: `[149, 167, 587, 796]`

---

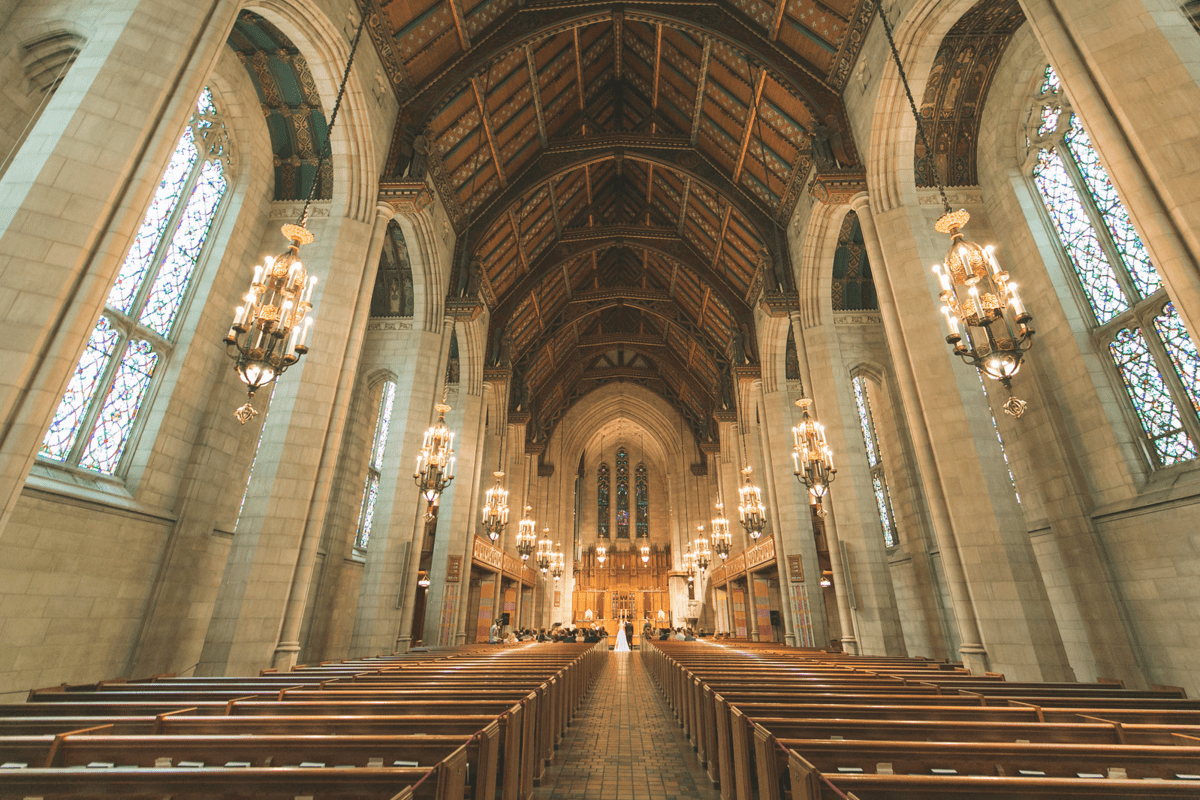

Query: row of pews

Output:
[644, 640, 1200, 799]
[0, 641, 604, 799]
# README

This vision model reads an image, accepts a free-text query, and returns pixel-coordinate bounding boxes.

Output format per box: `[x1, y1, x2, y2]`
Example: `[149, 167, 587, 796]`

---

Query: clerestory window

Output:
[355, 379, 397, 549]
[1027, 65, 1200, 467]
[40, 88, 230, 475]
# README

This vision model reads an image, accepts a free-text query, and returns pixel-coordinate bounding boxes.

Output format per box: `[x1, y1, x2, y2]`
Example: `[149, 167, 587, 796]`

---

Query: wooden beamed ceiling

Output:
[367, 0, 875, 444]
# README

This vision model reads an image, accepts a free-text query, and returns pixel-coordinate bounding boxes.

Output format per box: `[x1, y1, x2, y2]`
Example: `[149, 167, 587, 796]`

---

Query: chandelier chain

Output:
[876, 2, 952, 216]
[299, 12, 368, 228]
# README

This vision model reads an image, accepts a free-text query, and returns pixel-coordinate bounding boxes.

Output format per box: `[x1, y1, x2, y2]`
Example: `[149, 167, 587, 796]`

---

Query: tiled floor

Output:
[533, 651, 721, 799]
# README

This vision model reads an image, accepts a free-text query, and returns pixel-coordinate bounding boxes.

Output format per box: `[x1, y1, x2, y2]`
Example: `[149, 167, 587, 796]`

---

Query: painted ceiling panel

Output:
[371, 0, 884, 443]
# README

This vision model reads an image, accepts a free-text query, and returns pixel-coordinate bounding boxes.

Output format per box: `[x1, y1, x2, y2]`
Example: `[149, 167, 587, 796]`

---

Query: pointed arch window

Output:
[615, 447, 629, 538]
[1028, 65, 1200, 466]
[832, 211, 878, 311]
[40, 88, 230, 474]
[597, 461, 610, 538]
[356, 379, 396, 549]
[635, 463, 649, 538]
[852, 374, 897, 548]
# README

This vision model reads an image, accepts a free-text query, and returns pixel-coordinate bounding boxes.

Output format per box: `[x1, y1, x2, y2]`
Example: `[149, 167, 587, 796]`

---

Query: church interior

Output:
[2, 0, 1200, 796]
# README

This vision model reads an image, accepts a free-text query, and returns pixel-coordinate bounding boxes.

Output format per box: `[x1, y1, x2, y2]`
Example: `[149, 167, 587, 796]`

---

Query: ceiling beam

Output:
[446, 0, 471, 50]
[573, 27, 586, 118]
[547, 179, 563, 238]
[733, 70, 767, 183]
[769, 0, 787, 40]
[396, 4, 845, 145]
[676, 176, 691, 236]
[651, 23, 662, 131]
[508, 209, 528, 274]
[524, 44, 548, 148]
[471, 76, 506, 188]
[711, 204, 733, 271]
[464, 139, 778, 256]
[484, 224, 747, 322]
[690, 37, 712, 147]
[613, 8, 623, 81]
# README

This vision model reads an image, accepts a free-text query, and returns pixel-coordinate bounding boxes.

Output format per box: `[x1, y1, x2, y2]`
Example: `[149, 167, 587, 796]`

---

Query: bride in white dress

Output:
[613, 621, 630, 652]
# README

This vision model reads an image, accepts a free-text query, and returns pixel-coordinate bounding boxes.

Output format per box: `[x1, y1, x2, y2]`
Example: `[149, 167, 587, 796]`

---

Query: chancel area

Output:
[2, 0, 1200, 796]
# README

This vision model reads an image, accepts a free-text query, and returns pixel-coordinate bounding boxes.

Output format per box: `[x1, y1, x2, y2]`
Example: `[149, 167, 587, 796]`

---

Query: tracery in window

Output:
[831, 211, 877, 311]
[615, 447, 629, 538]
[635, 463, 648, 538]
[852, 374, 896, 547]
[41, 88, 229, 474]
[1027, 64, 1199, 466]
[356, 380, 397, 549]
[597, 461, 610, 538]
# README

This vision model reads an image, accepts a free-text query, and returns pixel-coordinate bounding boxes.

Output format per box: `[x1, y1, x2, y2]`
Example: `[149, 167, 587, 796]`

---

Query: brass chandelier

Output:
[792, 398, 837, 516]
[516, 505, 537, 560]
[693, 529, 712, 572]
[481, 423, 509, 541]
[737, 466, 767, 540]
[414, 387, 456, 519]
[550, 544, 564, 582]
[878, 3, 1034, 418]
[596, 541, 607, 565]
[711, 499, 732, 560]
[536, 529, 553, 573]
[224, 15, 366, 424]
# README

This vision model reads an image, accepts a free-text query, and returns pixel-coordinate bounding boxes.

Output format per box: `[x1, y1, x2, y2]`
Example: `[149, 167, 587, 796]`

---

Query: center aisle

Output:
[533, 650, 721, 800]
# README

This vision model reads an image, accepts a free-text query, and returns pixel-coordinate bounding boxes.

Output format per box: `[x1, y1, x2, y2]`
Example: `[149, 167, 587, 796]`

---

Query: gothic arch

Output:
[866, 0, 986, 215]
[248, 0, 378, 223]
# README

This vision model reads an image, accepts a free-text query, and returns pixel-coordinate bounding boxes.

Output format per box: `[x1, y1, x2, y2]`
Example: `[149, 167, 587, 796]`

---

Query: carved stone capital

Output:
[378, 181, 435, 216]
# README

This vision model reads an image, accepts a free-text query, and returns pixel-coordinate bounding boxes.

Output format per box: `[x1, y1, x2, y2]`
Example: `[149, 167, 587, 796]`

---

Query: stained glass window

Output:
[40, 88, 230, 475]
[831, 211, 878, 311]
[851, 374, 896, 547]
[1028, 65, 1199, 466]
[357, 380, 397, 549]
[597, 461, 610, 538]
[615, 447, 629, 538]
[635, 463, 649, 538]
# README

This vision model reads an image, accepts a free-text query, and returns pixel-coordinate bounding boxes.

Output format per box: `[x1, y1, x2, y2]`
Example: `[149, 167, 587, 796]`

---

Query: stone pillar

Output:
[196, 206, 379, 676]
[851, 194, 988, 671]
[270, 201, 396, 670]
[0, 1, 240, 536]
[857, 193, 1073, 680]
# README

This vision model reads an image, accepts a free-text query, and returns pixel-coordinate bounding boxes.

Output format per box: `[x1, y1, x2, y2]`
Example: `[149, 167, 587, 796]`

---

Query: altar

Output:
[572, 543, 672, 647]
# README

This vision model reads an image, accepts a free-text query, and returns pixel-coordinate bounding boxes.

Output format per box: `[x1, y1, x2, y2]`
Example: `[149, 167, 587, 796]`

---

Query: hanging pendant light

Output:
[682, 542, 695, 582]
[482, 471, 509, 541]
[711, 498, 732, 560]
[481, 422, 509, 541]
[878, 5, 1034, 418]
[224, 15, 367, 424]
[536, 529, 553, 574]
[550, 543, 564, 582]
[516, 505, 537, 560]
[693, 527, 712, 572]
[596, 541, 607, 565]
[792, 398, 837, 516]
[639, 540, 650, 564]
[738, 466, 767, 540]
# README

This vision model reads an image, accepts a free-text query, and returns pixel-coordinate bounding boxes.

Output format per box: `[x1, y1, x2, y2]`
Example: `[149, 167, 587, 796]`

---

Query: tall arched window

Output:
[615, 447, 629, 538]
[635, 462, 649, 538]
[356, 380, 397, 549]
[1028, 65, 1200, 466]
[597, 461, 610, 538]
[852, 374, 897, 548]
[832, 211, 878, 311]
[41, 88, 230, 474]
